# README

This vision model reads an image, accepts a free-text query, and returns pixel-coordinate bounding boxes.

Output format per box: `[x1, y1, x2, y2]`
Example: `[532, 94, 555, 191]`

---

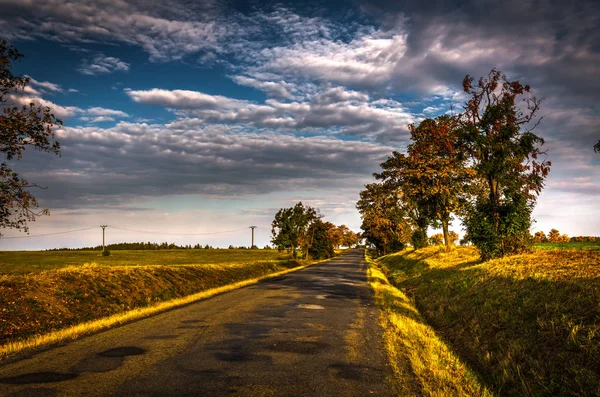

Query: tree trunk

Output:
[442, 220, 450, 251]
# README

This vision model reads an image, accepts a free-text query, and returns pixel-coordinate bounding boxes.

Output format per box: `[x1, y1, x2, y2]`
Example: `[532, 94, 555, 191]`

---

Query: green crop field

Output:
[0, 249, 289, 274]
[533, 241, 600, 251]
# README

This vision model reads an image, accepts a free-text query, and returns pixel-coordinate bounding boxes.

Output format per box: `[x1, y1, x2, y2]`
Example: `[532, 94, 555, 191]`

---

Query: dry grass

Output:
[0, 255, 318, 358]
[0, 262, 314, 360]
[366, 252, 492, 396]
[376, 246, 600, 396]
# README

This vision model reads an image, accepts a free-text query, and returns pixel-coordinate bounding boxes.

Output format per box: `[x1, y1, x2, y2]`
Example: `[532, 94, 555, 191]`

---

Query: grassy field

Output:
[0, 248, 311, 357]
[366, 251, 492, 396]
[533, 241, 600, 251]
[0, 249, 288, 274]
[374, 246, 600, 396]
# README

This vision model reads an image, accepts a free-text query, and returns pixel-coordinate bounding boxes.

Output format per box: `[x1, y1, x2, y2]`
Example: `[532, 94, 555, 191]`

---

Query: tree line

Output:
[270, 202, 360, 260]
[532, 230, 600, 243]
[358, 69, 552, 260]
[49, 242, 218, 251]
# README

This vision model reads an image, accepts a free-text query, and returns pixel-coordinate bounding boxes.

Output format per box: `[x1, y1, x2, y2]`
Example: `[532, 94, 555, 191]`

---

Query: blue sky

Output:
[1, 0, 599, 249]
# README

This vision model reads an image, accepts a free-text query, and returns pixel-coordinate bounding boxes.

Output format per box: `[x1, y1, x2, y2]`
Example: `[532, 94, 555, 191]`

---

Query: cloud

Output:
[27, 76, 63, 93]
[14, 121, 392, 209]
[126, 86, 415, 142]
[0, 0, 233, 62]
[78, 54, 130, 75]
[231, 75, 295, 99]
[86, 107, 129, 118]
[8, 94, 81, 119]
[126, 88, 248, 109]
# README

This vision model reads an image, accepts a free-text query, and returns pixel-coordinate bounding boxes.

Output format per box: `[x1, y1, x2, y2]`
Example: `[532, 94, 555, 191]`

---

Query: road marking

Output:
[297, 304, 325, 310]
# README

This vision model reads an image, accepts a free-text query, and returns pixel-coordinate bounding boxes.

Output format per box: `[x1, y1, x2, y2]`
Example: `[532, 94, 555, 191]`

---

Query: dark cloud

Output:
[10, 122, 392, 209]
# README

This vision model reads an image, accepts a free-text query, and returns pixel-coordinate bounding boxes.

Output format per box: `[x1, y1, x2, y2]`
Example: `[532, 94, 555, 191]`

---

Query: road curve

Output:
[0, 249, 394, 396]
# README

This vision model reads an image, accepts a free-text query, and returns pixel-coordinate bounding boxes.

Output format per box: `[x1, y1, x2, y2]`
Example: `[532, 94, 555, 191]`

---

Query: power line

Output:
[0, 225, 272, 240]
[0, 227, 98, 239]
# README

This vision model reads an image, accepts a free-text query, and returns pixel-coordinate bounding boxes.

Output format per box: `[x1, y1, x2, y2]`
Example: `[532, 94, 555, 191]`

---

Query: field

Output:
[533, 241, 600, 251]
[0, 249, 288, 274]
[373, 246, 600, 396]
[0, 248, 304, 358]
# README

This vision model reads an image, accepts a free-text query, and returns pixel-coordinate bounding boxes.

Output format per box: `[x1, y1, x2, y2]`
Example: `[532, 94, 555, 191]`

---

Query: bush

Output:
[101, 250, 110, 256]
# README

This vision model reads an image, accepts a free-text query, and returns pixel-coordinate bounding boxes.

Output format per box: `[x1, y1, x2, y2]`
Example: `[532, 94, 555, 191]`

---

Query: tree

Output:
[403, 115, 473, 251]
[533, 231, 547, 243]
[339, 225, 359, 248]
[460, 69, 551, 260]
[1, 40, 61, 236]
[429, 233, 444, 245]
[271, 202, 319, 258]
[448, 230, 459, 245]
[547, 228, 561, 243]
[595, 140, 600, 153]
[307, 220, 336, 259]
[356, 182, 412, 256]
[375, 152, 431, 250]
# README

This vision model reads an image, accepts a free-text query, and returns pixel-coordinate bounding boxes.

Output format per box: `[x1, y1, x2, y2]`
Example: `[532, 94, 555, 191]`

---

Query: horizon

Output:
[1, 0, 599, 250]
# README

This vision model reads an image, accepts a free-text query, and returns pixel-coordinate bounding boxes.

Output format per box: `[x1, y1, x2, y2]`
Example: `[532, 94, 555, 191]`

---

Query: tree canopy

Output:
[357, 68, 551, 260]
[1, 40, 61, 236]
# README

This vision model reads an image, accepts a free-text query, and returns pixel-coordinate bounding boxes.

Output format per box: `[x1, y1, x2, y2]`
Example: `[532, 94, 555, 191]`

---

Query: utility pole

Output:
[100, 225, 108, 252]
[249, 226, 257, 248]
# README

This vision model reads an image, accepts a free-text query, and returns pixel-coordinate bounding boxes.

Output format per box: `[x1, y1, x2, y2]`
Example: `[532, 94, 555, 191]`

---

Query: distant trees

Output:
[271, 202, 358, 260]
[358, 69, 551, 260]
[533, 231, 547, 243]
[271, 202, 319, 259]
[1, 40, 61, 236]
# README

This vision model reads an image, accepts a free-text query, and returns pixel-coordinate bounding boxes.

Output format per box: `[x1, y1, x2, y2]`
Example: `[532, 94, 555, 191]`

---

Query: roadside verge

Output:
[365, 251, 492, 396]
[0, 258, 322, 361]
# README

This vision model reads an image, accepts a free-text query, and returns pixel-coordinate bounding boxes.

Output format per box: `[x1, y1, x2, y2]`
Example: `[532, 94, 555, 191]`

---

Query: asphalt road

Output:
[0, 249, 394, 396]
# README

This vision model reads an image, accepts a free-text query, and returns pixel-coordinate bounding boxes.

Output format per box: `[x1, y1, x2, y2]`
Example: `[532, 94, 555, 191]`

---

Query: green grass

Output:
[533, 241, 600, 251]
[0, 249, 288, 274]
[375, 247, 600, 396]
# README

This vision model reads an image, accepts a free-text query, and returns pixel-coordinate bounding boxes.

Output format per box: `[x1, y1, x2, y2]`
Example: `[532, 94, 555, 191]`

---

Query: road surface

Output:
[0, 249, 394, 396]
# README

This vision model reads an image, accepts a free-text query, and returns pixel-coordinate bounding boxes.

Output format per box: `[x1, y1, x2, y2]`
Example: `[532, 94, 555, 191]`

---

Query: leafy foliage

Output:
[0, 40, 61, 236]
[271, 202, 319, 258]
[356, 182, 411, 255]
[460, 69, 550, 260]
[404, 116, 472, 250]
[307, 220, 336, 259]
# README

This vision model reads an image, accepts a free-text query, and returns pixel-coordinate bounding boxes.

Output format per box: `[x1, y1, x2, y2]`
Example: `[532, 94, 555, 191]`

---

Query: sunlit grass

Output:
[376, 246, 600, 396]
[366, 252, 492, 396]
[0, 249, 289, 274]
[0, 262, 314, 360]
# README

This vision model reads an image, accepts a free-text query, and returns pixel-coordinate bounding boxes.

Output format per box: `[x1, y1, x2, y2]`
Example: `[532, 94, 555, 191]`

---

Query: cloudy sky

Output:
[1, 0, 598, 250]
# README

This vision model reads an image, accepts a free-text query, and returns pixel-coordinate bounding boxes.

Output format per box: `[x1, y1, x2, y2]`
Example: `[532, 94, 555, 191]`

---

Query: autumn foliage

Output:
[358, 69, 550, 260]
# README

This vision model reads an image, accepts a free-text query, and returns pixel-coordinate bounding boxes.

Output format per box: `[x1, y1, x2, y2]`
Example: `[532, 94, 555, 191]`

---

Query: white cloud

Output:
[78, 54, 130, 75]
[27, 76, 63, 93]
[126, 88, 248, 109]
[126, 86, 415, 142]
[8, 94, 82, 119]
[87, 107, 129, 118]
